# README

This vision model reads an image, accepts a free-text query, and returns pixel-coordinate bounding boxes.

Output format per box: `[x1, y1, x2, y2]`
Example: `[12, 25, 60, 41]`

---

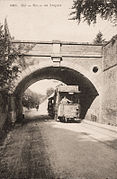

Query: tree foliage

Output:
[0, 19, 21, 92]
[22, 87, 55, 109]
[46, 87, 54, 97]
[70, 0, 117, 25]
[22, 89, 45, 109]
[0, 19, 34, 93]
[93, 31, 106, 44]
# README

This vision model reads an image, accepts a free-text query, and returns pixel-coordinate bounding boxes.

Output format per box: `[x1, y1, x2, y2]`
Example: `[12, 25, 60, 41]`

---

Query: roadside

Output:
[83, 119, 117, 133]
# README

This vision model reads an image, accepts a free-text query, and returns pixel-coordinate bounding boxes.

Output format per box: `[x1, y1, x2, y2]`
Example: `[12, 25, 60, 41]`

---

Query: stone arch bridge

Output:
[10, 40, 104, 122]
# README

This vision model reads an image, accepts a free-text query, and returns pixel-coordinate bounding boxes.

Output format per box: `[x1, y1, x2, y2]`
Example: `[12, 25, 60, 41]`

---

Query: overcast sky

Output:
[0, 0, 117, 94]
[0, 0, 117, 43]
[29, 80, 63, 95]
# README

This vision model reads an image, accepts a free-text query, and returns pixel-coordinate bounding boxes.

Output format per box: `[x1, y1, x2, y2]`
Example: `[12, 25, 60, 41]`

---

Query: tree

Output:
[93, 31, 106, 44]
[0, 19, 33, 93]
[22, 88, 45, 109]
[0, 19, 21, 93]
[46, 88, 54, 97]
[70, 0, 117, 25]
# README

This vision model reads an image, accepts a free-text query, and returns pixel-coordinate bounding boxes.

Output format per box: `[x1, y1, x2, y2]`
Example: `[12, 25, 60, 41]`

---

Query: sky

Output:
[0, 0, 117, 43]
[29, 79, 63, 95]
[0, 0, 117, 94]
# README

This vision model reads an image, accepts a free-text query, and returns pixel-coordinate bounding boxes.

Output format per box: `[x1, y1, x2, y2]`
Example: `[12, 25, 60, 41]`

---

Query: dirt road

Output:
[0, 114, 117, 179]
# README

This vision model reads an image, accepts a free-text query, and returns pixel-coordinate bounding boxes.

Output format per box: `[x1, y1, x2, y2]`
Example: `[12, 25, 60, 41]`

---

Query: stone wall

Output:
[102, 36, 117, 125]
[0, 92, 8, 131]
[0, 92, 17, 135]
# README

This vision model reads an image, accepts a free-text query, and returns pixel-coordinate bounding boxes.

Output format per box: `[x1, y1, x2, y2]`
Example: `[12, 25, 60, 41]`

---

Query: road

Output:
[0, 110, 117, 179]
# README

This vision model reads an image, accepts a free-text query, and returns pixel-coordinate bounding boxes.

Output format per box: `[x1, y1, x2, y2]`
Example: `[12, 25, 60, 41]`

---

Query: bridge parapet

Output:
[13, 40, 102, 59]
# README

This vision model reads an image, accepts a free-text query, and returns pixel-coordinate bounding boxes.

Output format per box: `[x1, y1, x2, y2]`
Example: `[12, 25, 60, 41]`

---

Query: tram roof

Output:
[57, 85, 80, 93]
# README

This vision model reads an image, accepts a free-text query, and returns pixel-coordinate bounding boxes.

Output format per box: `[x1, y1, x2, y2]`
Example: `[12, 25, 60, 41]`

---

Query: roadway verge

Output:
[83, 119, 117, 133]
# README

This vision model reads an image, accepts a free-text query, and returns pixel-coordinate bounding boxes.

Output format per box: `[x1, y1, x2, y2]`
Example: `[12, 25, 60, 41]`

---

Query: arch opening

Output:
[14, 66, 99, 121]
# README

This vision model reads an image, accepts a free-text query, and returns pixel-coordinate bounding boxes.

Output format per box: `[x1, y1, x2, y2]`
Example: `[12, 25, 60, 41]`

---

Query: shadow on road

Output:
[22, 114, 52, 125]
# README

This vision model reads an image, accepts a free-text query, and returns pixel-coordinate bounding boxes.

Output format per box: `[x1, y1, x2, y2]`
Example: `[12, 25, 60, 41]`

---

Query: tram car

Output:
[55, 85, 81, 123]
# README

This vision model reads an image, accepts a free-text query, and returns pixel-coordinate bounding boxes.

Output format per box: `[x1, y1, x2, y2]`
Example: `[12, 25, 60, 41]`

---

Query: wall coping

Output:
[103, 34, 117, 47]
[12, 40, 103, 46]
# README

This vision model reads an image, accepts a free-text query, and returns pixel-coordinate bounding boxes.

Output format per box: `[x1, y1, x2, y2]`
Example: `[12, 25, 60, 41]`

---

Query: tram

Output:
[48, 85, 81, 122]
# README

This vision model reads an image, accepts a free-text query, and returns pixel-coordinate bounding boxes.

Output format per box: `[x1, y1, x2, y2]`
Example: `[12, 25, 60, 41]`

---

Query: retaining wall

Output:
[102, 36, 117, 125]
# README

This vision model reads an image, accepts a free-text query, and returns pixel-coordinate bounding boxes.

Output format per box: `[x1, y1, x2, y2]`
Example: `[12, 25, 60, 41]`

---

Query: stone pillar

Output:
[8, 95, 23, 123]
[8, 95, 17, 124]
[15, 96, 23, 122]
